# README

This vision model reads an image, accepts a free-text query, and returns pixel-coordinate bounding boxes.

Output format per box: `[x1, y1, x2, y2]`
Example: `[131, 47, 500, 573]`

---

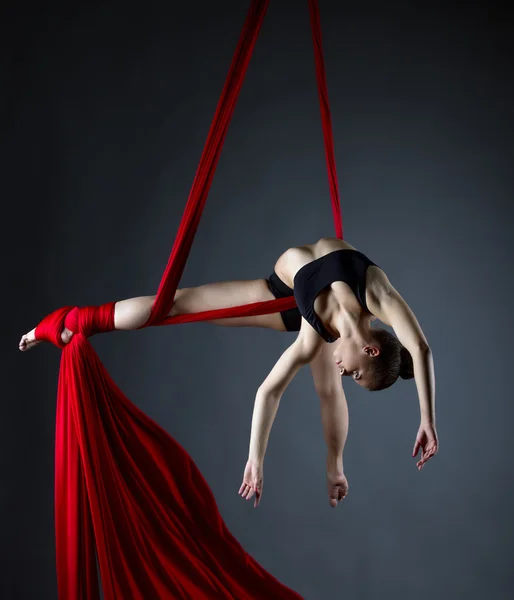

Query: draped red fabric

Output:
[35, 1, 342, 598]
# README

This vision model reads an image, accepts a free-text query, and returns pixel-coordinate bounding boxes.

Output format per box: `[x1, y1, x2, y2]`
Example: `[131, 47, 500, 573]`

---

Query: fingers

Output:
[416, 444, 438, 470]
[328, 485, 348, 507]
[412, 439, 421, 457]
[239, 483, 251, 499]
[239, 481, 262, 507]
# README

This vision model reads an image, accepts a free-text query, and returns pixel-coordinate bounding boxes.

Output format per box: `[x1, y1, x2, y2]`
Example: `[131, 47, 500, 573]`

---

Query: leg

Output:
[113, 278, 287, 331]
[19, 278, 286, 351]
[168, 279, 287, 330]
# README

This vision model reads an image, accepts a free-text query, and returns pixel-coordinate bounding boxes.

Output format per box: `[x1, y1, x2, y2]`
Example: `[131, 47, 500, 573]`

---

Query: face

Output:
[332, 338, 380, 388]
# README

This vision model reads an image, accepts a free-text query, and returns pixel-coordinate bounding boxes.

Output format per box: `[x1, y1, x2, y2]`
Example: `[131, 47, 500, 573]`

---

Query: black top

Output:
[293, 249, 378, 343]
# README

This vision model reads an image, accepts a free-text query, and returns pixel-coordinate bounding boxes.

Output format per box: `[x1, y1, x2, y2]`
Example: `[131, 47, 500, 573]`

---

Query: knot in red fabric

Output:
[64, 302, 116, 337]
[34, 302, 116, 348]
[34, 306, 75, 349]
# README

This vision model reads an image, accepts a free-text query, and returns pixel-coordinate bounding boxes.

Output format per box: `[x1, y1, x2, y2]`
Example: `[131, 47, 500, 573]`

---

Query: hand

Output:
[326, 467, 349, 507]
[413, 421, 439, 470]
[239, 460, 263, 508]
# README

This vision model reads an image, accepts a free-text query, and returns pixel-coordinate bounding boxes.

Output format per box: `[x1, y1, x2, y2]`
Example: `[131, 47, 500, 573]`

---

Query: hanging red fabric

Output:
[34, 1, 342, 598]
[308, 0, 343, 241]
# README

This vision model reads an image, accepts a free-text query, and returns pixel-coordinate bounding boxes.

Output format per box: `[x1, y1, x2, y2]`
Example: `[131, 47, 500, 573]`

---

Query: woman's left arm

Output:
[378, 285, 438, 469]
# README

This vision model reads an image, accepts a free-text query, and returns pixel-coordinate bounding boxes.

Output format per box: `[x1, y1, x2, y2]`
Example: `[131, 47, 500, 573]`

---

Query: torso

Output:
[274, 237, 388, 338]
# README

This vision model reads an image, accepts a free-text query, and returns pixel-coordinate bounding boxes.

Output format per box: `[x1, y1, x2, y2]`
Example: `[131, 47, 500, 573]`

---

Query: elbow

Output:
[256, 385, 280, 403]
[413, 341, 431, 356]
[298, 339, 321, 365]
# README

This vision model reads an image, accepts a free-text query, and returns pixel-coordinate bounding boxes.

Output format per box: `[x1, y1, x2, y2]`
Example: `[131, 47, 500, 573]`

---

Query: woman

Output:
[19, 237, 438, 508]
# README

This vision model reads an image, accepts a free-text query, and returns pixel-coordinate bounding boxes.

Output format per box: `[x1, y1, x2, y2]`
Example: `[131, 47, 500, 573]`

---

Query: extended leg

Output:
[19, 278, 286, 350]
[115, 279, 286, 331]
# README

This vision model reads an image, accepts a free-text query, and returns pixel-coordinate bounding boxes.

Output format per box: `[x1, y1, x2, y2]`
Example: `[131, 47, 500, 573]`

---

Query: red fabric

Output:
[308, 0, 343, 240]
[53, 313, 302, 599]
[63, 303, 116, 336]
[34, 0, 343, 598]
[35, 306, 74, 349]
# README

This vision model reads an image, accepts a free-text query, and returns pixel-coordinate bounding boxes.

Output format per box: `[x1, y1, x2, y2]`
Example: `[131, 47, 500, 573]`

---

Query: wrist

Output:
[248, 454, 264, 467]
[326, 453, 343, 472]
[421, 414, 436, 426]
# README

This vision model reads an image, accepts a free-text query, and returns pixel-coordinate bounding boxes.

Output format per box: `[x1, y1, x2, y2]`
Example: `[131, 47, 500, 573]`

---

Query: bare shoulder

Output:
[365, 266, 397, 325]
[365, 268, 426, 347]
[368, 271, 429, 350]
[295, 317, 325, 362]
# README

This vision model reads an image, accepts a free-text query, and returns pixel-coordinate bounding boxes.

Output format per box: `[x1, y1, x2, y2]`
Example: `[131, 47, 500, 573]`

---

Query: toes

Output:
[19, 331, 42, 351]
[24, 339, 41, 351]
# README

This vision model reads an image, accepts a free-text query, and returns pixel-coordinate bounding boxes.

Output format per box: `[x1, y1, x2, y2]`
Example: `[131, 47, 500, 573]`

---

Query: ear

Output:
[363, 345, 380, 357]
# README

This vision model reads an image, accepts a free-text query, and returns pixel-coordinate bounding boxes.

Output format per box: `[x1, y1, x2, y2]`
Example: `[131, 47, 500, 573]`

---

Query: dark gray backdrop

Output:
[3, 1, 513, 599]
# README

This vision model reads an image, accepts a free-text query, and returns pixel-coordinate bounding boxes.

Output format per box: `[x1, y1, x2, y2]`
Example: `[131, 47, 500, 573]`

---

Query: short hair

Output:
[366, 328, 414, 391]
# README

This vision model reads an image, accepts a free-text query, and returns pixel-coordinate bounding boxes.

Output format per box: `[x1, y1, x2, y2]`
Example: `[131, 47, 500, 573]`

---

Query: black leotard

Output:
[265, 271, 302, 332]
[293, 249, 378, 343]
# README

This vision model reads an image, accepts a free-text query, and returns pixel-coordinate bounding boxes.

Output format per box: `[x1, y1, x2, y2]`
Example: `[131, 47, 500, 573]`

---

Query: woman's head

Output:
[366, 328, 414, 390]
[333, 328, 414, 391]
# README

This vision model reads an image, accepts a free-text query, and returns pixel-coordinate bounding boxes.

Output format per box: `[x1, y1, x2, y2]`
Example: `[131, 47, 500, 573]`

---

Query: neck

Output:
[333, 308, 373, 344]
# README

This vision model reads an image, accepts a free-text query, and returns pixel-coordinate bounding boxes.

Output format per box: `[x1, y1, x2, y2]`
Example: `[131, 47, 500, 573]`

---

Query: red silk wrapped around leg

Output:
[35, 302, 116, 348]
[34, 306, 75, 348]
[63, 302, 116, 337]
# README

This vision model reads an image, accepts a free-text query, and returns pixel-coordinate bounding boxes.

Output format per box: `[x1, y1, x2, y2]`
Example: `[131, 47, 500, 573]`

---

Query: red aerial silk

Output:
[35, 1, 342, 598]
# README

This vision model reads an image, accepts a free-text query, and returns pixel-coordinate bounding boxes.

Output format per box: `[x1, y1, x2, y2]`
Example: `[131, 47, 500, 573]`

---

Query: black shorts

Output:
[265, 271, 302, 332]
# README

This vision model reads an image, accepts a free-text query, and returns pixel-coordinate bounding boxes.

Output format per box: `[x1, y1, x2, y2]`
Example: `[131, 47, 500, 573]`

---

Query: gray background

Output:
[3, 1, 513, 599]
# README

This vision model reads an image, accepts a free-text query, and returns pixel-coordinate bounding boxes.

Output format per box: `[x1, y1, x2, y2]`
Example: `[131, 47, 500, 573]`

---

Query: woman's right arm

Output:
[240, 323, 323, 507]
[248, 320, 323, 465]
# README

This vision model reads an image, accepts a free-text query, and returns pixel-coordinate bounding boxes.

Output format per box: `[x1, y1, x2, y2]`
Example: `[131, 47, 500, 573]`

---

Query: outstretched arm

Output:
[240, 319, 323, 507]
[248, 320, 323, 464]
[310, 342, 349, 506]
[378, 281, 438, 469]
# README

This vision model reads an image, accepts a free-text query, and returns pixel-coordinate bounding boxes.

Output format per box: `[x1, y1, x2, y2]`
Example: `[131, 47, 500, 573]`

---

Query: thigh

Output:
[170, 278, 287, 331]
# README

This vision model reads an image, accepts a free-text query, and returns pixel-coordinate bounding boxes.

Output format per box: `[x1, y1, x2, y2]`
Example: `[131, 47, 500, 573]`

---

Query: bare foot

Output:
[19, 326, 74, 351]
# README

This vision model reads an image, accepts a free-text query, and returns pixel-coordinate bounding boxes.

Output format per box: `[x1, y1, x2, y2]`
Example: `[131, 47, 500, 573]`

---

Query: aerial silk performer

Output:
[19, 0, 438, 598]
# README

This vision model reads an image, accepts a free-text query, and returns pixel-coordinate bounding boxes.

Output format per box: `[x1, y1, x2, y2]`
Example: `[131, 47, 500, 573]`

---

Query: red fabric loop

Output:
[34, 306, 75, 348]
[34, 302, 117, 349]
[64, 302, 116, 337]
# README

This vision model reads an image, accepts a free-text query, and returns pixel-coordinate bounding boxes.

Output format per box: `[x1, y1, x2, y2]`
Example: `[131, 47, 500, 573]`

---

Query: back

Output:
[293, 249, 378, 343]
